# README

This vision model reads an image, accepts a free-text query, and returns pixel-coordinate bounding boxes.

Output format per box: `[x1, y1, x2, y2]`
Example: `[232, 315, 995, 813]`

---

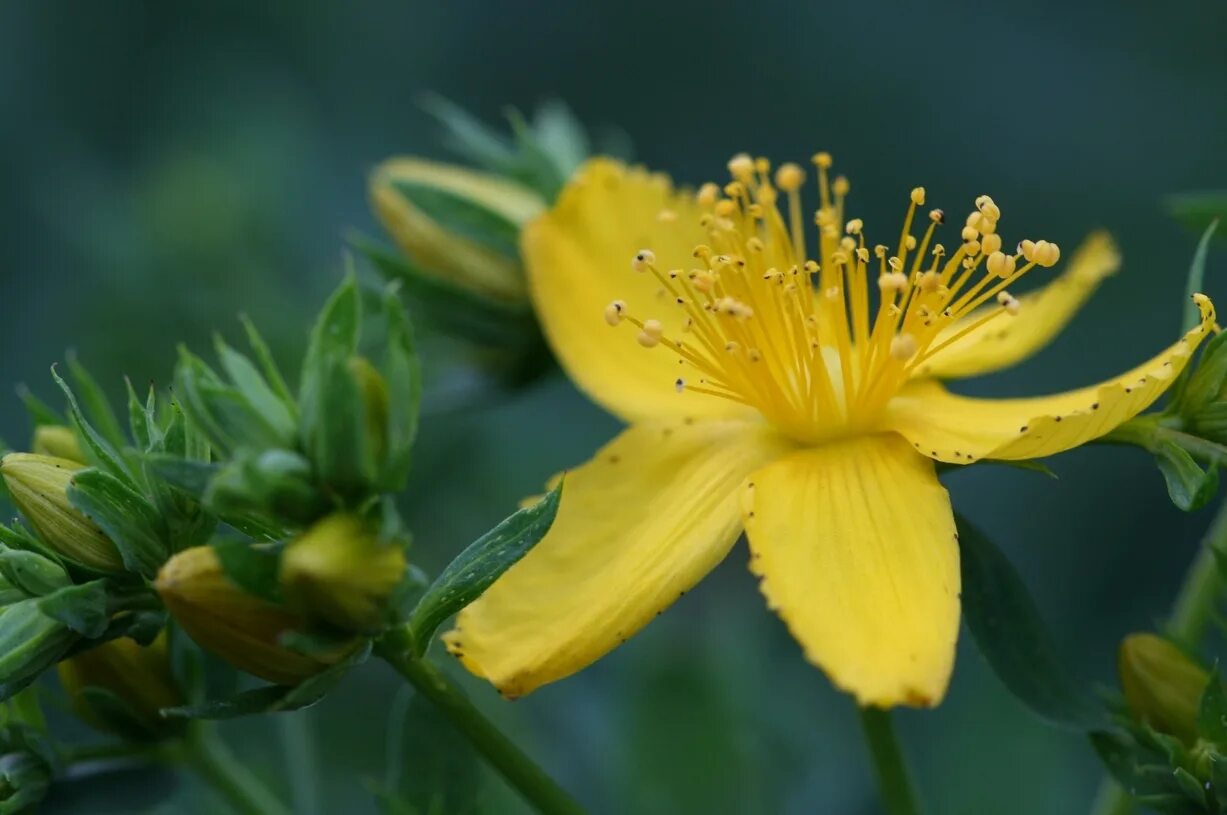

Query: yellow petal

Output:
[370, 157, 545, 301]
[914, 232, 1121, 379]
[522, 158, 751, 422]
[444, 419, 793, 698]
[885, 295, 1216, 462]
[742, 434, 960, 708]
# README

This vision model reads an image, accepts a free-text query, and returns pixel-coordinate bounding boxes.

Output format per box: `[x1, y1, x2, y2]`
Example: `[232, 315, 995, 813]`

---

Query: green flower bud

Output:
[0, 600, 77, 696]
[281, 514, 405, 633]
[347, 357, 390, 467]
[1119, 633, 1209, 743]
[31, 426, 84, 463]
[0, 454, 123, 572]
[369, 157, 543, 302]
[57, 634, 185, 740]
[155, 546, 356, 685]
[0, 743, 50, 814]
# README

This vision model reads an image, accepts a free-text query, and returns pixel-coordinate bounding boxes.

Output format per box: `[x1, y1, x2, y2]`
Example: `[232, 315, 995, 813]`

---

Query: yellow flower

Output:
[444, 155, 1215, 707]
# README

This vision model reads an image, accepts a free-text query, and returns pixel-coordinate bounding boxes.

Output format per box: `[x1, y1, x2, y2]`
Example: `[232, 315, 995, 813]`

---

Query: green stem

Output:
[375, 631, 585, 815]
[1089, 497, 1227, 815]
[857, 705, 922, 815]
[188, 725, 292, 815]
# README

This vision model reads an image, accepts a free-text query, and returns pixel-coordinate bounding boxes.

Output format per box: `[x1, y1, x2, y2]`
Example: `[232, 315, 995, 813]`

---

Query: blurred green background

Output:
[3, 1, 1227, 812]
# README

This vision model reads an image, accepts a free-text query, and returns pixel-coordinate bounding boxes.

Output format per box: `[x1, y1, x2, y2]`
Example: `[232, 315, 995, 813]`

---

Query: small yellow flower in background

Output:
[1118, 633, 1208, 744]
[58, 634, 185, 739]
[445, 154, 1215, 707]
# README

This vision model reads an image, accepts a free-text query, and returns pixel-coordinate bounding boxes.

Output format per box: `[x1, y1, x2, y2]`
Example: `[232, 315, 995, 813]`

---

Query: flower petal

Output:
[885, 295, 1216, 462]
[444, 419, 793, 698]
[742, 434, 960, 708]
[522, 158, 751, 422]
[914, 233, 1121, 379]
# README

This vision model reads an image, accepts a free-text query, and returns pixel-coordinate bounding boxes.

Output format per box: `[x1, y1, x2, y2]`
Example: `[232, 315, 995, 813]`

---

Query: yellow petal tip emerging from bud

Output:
[281, 514, 406, 634]
[1119, 633, 1209, 744]
[32, 426, 85, 463]
[156, 546, 357, 685]
[58, 634, 185, 739]
[0, 453, 123, 572]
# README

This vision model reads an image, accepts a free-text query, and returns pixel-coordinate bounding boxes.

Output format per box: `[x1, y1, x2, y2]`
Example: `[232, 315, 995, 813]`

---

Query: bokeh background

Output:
[3, 1, 1227, 813]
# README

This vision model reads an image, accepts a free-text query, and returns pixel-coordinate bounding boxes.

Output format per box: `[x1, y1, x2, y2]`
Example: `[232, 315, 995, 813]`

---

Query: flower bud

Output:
[347, 357, 390, 467]
[0, 454, 123, 572]
[0, 599, 78, 692]
[156, 546, 357, 685]
[31, 426, 84, 463]
[369, 158, 544, 303]
[1119, 633, 1209, 743]
[281, 514, 406, 633]
[57, 634, 185, 740]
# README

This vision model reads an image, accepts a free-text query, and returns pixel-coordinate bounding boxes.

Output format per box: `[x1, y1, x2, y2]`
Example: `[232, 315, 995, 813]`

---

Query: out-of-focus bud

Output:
[57, 634, 185, 740]
[0, 600, 78, 695]
[31, 426, 84, 463]
[281, 514, 405, 633]
[0, 726, 52, 814]
[347, 357, 390, 467]
[1119, 633, 1209, 743]
[369, 158, 544, 303]
[0, 454, 123, 572]
[155, 546, 355, 685]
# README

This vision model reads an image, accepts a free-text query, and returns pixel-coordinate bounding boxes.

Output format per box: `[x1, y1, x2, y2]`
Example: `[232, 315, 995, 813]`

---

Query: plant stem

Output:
[1089, 497, 1227, 815]
[375, 630, 585, 815]
[188, 725, 292, 815]
[857, 705, 922, 815]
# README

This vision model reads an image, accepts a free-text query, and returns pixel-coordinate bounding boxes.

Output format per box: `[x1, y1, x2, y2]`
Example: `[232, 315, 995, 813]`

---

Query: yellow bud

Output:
[58, 634, 185, 740]
[0, 453, 123, 572]
[281, 514, 406, 633]
[32, 426, 84, 463]
[156, 546, 358, 685]
[1119, 633, 1209, 744]
[369, 158, 544, 302]
[347, 356, 390, 465]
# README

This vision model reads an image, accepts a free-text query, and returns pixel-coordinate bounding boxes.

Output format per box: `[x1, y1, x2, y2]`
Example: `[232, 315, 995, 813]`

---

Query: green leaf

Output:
[407, 484, 562, 656]
[1166, 192, 1227, 242]
[239, 314, 297, 410]
[957, 514, 1106, 729]
[124, 378, 153, 452]
[1179, 329, 1227, 417]
[51, 367, 138, 490]
[36, 580, 109, 638]
[15, 386, 64, 428]
[1199, 669, 1227, 744]
[420, 93, 518, 174]
[68, 468, 167, 578]
[214, 334, 297, 442]
[143, 454, 220, 499]
[1155, 440, 1220, 512]
[0, 546, 69, 597]
[65, 351, 126, 449]
[353, 235, 536, 348]
[532, 99, 590, 180]
[391, 179, 520, 260]
[379, 284, 422, 490]
[212, 541, 283, 604]
[1089, 730, 1171, 797]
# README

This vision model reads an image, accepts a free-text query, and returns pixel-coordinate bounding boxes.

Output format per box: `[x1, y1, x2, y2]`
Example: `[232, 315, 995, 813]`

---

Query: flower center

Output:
[605, 153, 1060, 444]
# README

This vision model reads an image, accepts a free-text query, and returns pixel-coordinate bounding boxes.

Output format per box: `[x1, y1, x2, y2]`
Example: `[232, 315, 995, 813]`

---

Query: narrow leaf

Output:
[239, 314, 297, 409]
[66, 352, 126, 448]
[51, 367, 138, 489]
[957, 514, 1106, 729]
[408, 484, 562, 655]
[214, 334, 296, 441]
[15, 385, 64, 428]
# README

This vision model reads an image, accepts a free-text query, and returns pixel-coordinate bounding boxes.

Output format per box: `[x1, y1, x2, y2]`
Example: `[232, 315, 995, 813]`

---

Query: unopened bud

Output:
[0, 454, 123, 572]
[156, 546, 357, 685]
[348, 356, 390, 466]
[58, 634, 185, 740]
[31, 426, 84, 463]
[281, 514, 406, 634]
[1119, 633, 1209, 744]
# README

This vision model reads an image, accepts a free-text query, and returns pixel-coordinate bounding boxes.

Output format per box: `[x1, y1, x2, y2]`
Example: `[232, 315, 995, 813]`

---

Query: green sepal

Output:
[0, 600, 77, 701]
[1155, 440, 1220, 512]
[67, 469, 168, 578]
[407, 483, 562, 656]
[378, 283, 422, 490]
[212, 541, 283, 605]
[1190, 403, 1227, 446]
[174, 349, 294, 454]
[65, 352, 126, 449]
[957, 514, 1106, 730]
[238, 314, 296, 408]
[213, 334, 297, 442]
[0, 546, 69, 598]
[51, 367, 138, 490]
[143, 455, 220, 498]
[36, 580, 109, 638]
[15, 386, 64, 429]
[124, 378, 154, 452]
[391, 179, 520, 260]
[205, 449, 327, 528]
[1199, 669, 1227, 745]
[1176, 328, 1227, 416]
[1166, 193, 1227, 243]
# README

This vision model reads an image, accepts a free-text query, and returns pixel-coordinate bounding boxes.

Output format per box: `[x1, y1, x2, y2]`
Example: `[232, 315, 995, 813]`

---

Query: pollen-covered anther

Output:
[604, 299, 627, 326]
[878, 271, 908, 292]
[910, 187, 926, 206]
[904, 235, 917, 250]
[1017, 239, 1037, 261]
[846, 218, 864, 235]
[747, 348, 763, 362]
[697, 182, 720, 207]
[890, 333, 918, 361]
[812, 151, 833, 169]
[714, 199, 737, 218]
[960, 226, 979, 242]
[986, 251, 1016, 279]
[727, 153, 754, 181]
[637, 319, 664, 348]
[746, 237, 765, 253]
[724, 341, 742, 354]
[918, 271, 940, 292]
[775, 162, 805, 191]
[833, 176, 850, 196]
[1033, 240, 1061, 267]
[856, 247, 870, 264]
[996, 291, 1022, 315]
[964, 240, 981, 256]
[981, 233, 1003, 255]
[632, 249, 656, 272]
[929, 208, 945, 224]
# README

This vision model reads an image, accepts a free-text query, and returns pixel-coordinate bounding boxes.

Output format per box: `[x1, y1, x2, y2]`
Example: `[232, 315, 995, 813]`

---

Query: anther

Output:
[981, 233, 1003, 256]
[727, 153, 754, 180]
[910, 187, 926, 206]
[1017, 239, 1036, 261]
[846, 218, 864, 235]
[1033, 240, 1061, 267]
[637, 319, 664, 348]
[996, 291, 1021, 316]
[604, 300, 627, 326]
[775, 162, 805, 191]
[890, 333, 918, 361]
[675, 378, 686, 393]
[929, 208, 945, 224]
[960, 226, 979, 242]
[714, 200, 737, 218]
[632, 249, 656, 271]
[905, 235, 917, 250]
[986, 251, 1017, 278]
[832, 176, 850, 195]
[657, 209, 678, 223]
[812, 152, 833, 169]
[697, 183, 720, 207]
[918, 271, 940, 292]
[878, 272, 908, 292]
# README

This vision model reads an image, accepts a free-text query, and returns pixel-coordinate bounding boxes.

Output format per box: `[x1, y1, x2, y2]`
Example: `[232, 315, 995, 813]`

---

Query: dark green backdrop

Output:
[2, 1, 1226, 812]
